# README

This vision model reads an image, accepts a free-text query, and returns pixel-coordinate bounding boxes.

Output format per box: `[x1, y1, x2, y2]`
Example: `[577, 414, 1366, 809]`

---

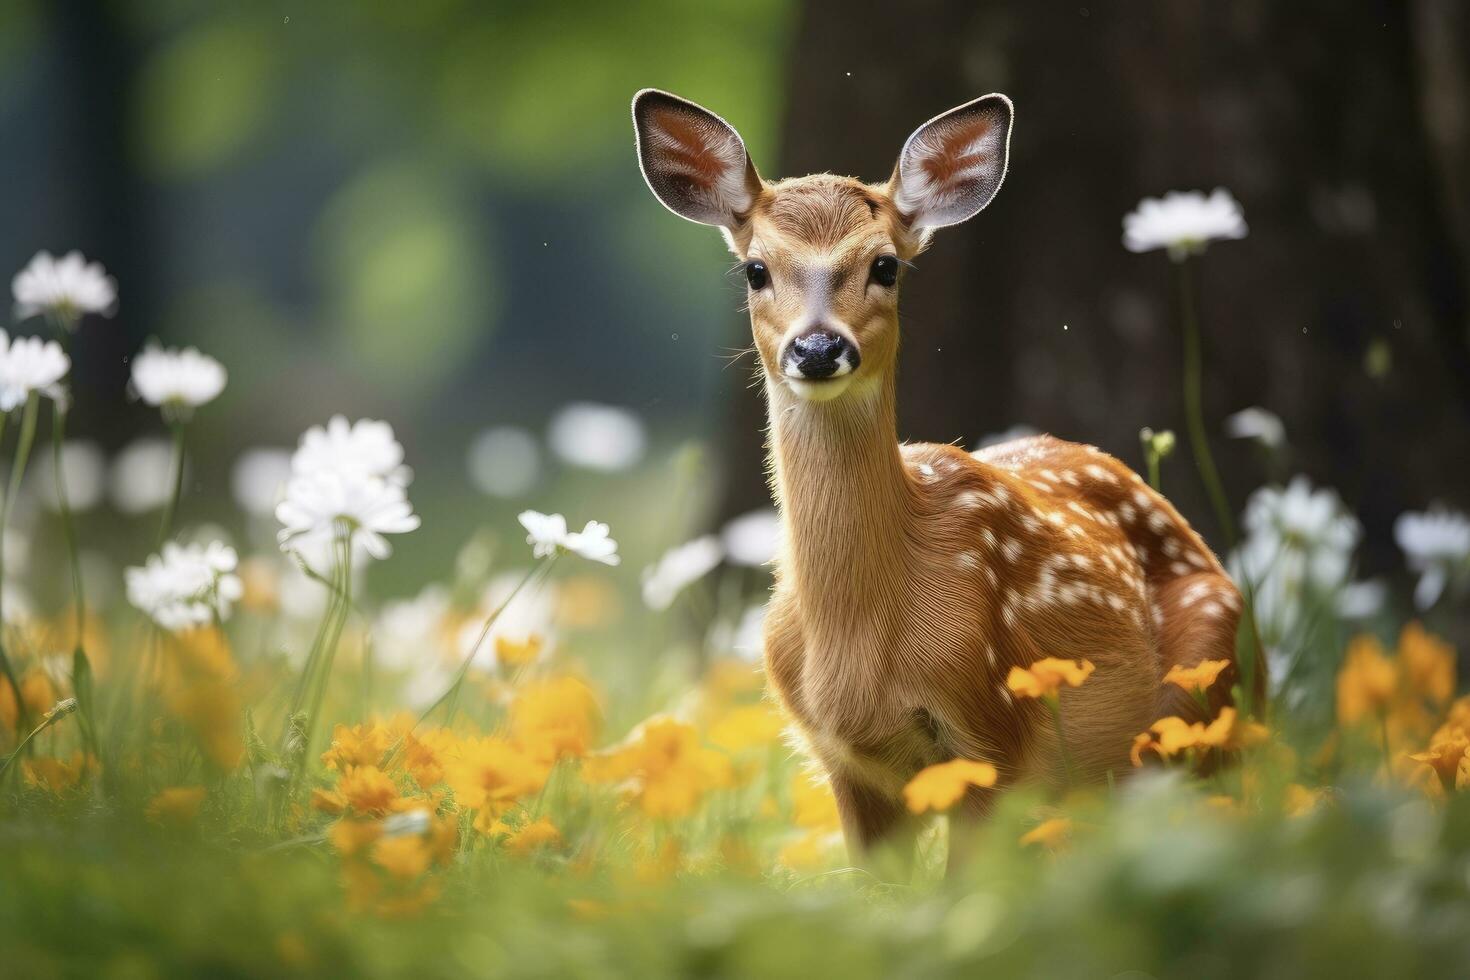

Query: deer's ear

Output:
[890, 94, 1013, 233]
[633, 89, 762, 229]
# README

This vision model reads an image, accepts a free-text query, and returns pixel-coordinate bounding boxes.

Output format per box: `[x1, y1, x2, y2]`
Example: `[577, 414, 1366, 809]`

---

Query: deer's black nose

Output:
[783, 329, 859, 380]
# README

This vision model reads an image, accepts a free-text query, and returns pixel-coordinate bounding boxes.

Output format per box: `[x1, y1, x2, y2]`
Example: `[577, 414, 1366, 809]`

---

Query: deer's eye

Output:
[871, 255, 899, 288]
[744, 260, 769, 290]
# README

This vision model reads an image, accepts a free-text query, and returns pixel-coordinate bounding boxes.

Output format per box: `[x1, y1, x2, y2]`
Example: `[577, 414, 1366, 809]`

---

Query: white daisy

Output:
[375, 585, 454, 672]
[130, 344, 227, 413]
[0, 330, 70, 412]
[518, 510, 569, 559]
[642, 535, 723, 610]
[110, 437, 177, 514]
[1395, 507, 1470, 610]
[516, 509, 620, 566]
[231, 448, 293, 517]
[1229, 476, 1361, 681]
[125, 541, 243, 632]
[11, 250, 117, 323]
[1224, 406, 1286, 451]
[1123, 188, 1248, 261]
[721, 508, 782, 567]
[276, 470, 420, 561]
[466, 426, 540, 498]
[547, 402, 646, 471]
[31, 439, 106, 512]
[291, 415, 410, 487]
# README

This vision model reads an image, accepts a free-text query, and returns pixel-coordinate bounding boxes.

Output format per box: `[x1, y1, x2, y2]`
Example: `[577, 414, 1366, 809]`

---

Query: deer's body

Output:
[633, 91, 1250, 860]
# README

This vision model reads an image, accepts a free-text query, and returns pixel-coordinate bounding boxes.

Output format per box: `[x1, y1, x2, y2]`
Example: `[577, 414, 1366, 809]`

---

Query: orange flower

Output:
[708, 703, 786, 753]
[328, 819, 383, 857]
[321, 723, 393, 771]
[146, 786, 207, 826]
[509, 676, 600, 762]
[1397, 622, 1456, 708]
[444, 736, 549, 814]
[1132, 708, 1267, 765]
[902, 759, 998, 814]
[584, 716, 733, 819]
[494, 634, 544, 669]
[505, 816, 562, 854]
[790, 773, 840, 830]
[370, 835, 431, 881]
[1019, 816, 1072, 849]
[1007, 658, 1095, 699]
[1283, 784, 1325, 817]
[337, 766, 399, 816]
[1408, 732, 1469, 785]
[1163, 659, 1230, 694]
[1336, 635, 1397, 725]
[1198, 707, 1270, 752]
[22, 752, 96, 794]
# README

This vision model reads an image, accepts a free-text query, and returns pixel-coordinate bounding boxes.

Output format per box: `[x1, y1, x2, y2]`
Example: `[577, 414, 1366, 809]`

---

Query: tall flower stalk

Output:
[1176, 258, 1236, 547]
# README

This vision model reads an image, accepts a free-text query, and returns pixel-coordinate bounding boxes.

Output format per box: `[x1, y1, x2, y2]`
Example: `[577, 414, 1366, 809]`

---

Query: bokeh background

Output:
[2, 0, 1467, 621]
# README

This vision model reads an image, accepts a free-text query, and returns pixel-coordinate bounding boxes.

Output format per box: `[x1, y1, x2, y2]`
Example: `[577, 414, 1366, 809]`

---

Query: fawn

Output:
[632, 89, 1255, 865]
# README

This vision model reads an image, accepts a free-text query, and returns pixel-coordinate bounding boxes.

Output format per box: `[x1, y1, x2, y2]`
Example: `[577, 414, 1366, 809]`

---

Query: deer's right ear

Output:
[632, 89, 762, 229]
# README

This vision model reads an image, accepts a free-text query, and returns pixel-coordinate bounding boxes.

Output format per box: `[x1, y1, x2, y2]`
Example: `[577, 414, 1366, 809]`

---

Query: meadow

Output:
[3, 200, 1470, 980]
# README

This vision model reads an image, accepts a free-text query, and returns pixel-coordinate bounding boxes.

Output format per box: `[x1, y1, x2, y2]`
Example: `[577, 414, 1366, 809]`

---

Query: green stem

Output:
[51, 403, 87, 645]
[1047, 696, 1075, 790]
[0, 395, 41, 737]
[155, 419, 188, 550]
[0, 699, 76, 784]
[1177, 258, 1236, 549]
[290, 526, 354, 795]
[438, 557, 554, 728]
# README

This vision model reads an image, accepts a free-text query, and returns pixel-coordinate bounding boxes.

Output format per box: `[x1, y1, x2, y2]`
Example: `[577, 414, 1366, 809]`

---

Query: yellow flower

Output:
[1283, 784, 1325, 817]
[321, 723, 393, 771]
[494, 633, 544, 669]
[337, 766, 400, 817]
[1198, 707, 1270, 752]
[1019, 816, 1072, 849]
[1408, 733, 1469, 786]
[445, 736, 549, 814]
[146, 786, 206, 826]
[1132, 708, 1268, 765]
[509, 676, 600, 762]
[1336, 635, 1397, 725]
[1163, 659, 1230, 694]
[329, 818, 383, 857]
[585, 716, 733, 819]
[505, 816, 562, 854]
[902, 759, 998, 814]
[19, 668, 58, 717]
[708, 703, 786, 753]
[1006, 658, 1095, 699]
[777, 830, 840, 870]
[22, 752, 96, 794]
[1397, 622, 1456, 708]
[371, 835, 431, 881]
[790, 773, 841, 830]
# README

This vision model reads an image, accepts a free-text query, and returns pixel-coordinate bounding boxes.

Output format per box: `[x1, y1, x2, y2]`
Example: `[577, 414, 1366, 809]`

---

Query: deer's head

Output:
[632, 89, 1012, 403]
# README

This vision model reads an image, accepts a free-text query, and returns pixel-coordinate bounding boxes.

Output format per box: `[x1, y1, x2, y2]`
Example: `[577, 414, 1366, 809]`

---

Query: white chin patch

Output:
[785, 375, 854, 402]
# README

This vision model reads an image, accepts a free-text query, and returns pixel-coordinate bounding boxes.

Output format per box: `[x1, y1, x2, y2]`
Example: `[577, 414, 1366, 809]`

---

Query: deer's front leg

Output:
[829, 769, 918, 880]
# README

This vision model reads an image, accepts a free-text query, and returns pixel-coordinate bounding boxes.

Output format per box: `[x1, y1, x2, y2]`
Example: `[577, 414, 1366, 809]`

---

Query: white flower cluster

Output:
[11, 250, 117, 323]
[125, 541, 243, 632]
[1123, 188, 1248, 261]
[518, 510, 620, 565]
[1396, 507, 1470, 610]
[642, 535, 722, 611]
[276, 416, 420, 561]
[0, 329, 69, 412]
[1229, 477, 1379, 682]
[131, 344, 227, 414]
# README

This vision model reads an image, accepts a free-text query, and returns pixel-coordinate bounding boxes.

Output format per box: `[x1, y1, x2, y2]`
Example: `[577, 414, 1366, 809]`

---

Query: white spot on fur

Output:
[955, 490, 986, 510]
[955, 550, 983, 571]
[1084, 463, 1118, 484]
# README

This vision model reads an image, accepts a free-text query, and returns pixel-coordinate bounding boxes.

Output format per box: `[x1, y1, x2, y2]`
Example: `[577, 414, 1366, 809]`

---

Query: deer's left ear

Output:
[889, 94, 1013, 233]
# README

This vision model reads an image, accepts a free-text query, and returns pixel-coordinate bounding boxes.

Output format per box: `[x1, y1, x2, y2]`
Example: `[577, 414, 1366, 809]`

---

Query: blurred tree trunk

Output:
[717, 0, 1470, 575]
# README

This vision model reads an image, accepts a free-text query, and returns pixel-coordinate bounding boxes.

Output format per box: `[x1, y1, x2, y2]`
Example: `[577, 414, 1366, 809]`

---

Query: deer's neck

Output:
[766, 372, 914, 617]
